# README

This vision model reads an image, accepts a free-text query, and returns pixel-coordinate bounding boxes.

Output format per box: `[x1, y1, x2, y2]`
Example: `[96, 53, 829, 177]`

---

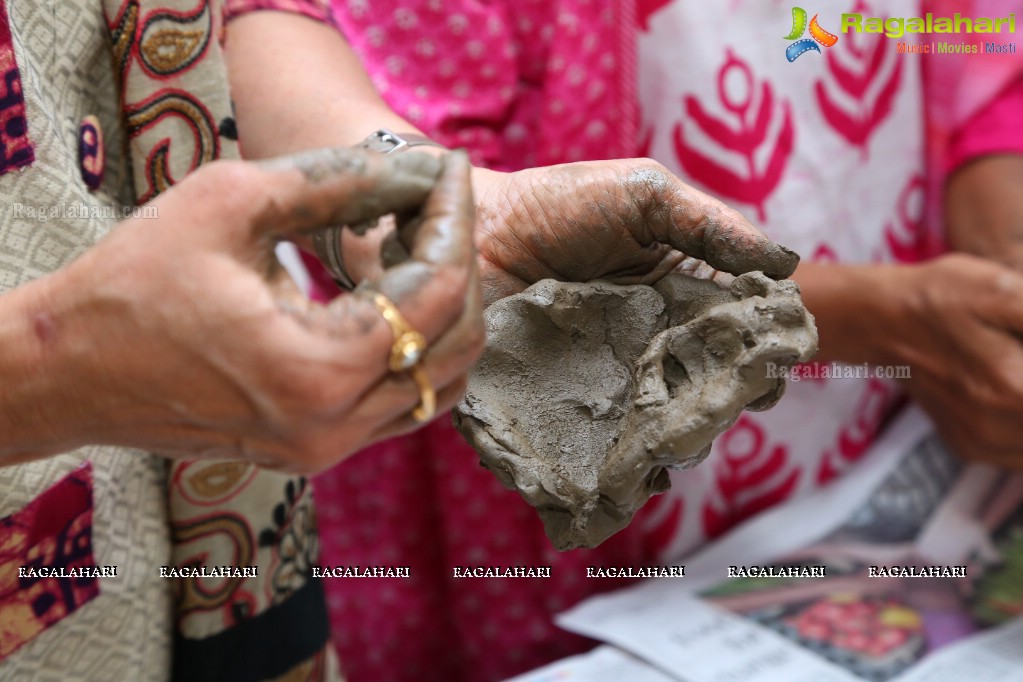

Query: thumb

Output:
[168, 148, 444, 275]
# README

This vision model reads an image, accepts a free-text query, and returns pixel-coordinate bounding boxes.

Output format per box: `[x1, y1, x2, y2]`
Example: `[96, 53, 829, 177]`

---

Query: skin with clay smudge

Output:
[468, 158, 799, 305]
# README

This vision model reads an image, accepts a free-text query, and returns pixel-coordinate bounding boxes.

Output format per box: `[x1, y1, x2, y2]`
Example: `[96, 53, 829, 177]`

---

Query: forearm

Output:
[0, 273, 89, 465]
[945, 154, 1023, 269]
[791, 261, 911, 366]
[225, 12, 423, 159]
[942, 77, 1023, 268]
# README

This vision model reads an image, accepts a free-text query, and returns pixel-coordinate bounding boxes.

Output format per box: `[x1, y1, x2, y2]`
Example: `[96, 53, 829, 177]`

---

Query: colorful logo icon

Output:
[785, 7, 839, 61]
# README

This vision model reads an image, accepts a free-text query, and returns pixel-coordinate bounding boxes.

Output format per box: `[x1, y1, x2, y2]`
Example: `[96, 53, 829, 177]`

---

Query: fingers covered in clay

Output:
[471, 158, 800, 299]
[367, 373, 471, 442]
[620, 161, 800, 279]
[403, 151, 486, 364]
[30, 145, 484, 476]
[308, 152, 483, 456]
[692, 212, 799, 280]
[349, 153, 479, 376]
[242, 151, 482, 472]
[255, 148, 443, 237]
[359, 151, 480, 339]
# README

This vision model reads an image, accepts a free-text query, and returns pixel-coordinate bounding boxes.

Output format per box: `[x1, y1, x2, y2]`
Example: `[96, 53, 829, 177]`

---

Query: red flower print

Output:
[883, 175, 927, 264]
[702, 416, 801, 538]
[815, 2, 903, 156]
[816, 379, 895, 485]
[673, 49, 795, 221]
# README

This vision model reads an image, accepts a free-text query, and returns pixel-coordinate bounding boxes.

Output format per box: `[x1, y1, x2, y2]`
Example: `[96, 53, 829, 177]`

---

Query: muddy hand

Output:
[469, 159, 799, 304]
[2, 148, 482, 473]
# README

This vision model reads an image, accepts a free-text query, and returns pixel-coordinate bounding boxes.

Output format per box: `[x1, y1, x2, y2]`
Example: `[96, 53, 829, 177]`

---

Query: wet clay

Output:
[453, 272, 818, 550]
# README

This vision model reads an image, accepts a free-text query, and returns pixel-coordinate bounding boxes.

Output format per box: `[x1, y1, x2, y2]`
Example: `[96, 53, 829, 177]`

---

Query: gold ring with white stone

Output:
[368, 291, 435, 422]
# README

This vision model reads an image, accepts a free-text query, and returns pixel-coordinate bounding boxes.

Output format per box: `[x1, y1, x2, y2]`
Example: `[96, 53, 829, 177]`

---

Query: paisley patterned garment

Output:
[0, 1, 337, 680]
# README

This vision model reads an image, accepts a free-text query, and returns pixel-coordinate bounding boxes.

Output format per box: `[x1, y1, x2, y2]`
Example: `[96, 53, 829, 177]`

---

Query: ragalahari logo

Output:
[785, 7, 839, 61]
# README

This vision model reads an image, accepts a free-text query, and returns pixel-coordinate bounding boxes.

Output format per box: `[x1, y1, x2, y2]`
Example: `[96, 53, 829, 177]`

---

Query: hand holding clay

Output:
[0, 149, 483, 472]
[882, 253, 1023, 470]
[455, 273, 817, 549]
[438, 159, 813, 549]
[470, 159, 800, 304]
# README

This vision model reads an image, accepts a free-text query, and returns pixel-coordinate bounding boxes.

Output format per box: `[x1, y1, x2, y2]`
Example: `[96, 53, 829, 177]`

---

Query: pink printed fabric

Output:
[921, 0, 1023, 255]
[946, 78, 1023, 171]
[315, 2, 1022, 682]
[329, 0, 638, 170]
[315, 421, 670, 682]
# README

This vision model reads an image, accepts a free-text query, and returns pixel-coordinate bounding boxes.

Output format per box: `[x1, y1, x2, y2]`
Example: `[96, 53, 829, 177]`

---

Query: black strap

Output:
[172, 575, 330, 682]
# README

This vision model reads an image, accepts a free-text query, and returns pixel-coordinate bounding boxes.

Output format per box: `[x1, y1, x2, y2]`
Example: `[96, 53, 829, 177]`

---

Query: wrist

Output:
[469, 166, 504, 203]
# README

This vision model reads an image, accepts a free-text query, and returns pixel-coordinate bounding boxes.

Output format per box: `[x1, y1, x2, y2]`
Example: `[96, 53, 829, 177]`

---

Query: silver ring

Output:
[311, 226, 357, 291]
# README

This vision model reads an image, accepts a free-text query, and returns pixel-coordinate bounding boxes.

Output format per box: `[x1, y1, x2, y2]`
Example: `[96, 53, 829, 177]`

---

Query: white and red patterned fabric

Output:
[637, 0, 923, 559]
[313, 2, 1022, 681]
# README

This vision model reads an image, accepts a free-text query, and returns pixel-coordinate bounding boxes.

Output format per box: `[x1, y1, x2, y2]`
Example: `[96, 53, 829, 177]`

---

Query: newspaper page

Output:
[504, 646, 677, 682]
[554, 406, 1023, 682]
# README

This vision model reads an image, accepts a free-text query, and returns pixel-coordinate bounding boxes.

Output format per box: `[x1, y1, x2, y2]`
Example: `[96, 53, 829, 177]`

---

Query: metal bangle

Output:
[311, 130, 447, 291]
[358, 128, 449, 155]
[311, 224, 357, 291]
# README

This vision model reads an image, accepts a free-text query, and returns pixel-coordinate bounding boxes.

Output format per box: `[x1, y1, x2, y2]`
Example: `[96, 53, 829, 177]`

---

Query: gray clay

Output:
[453, 272, 818, 551]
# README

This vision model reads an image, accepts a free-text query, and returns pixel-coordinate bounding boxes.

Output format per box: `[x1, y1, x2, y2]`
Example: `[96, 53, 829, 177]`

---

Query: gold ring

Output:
[367, 291, 435, 422]
[369, 292, 428, 371]
[408, 365, 436, 423]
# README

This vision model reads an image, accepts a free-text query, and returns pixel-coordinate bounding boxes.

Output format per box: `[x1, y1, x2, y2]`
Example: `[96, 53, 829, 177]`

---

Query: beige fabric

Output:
[0, 1, 172, 680]
[0, 0, 133, 292]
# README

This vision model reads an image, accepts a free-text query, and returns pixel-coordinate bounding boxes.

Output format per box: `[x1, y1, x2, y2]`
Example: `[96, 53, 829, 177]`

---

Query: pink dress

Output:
[315, 1, 1023, 680]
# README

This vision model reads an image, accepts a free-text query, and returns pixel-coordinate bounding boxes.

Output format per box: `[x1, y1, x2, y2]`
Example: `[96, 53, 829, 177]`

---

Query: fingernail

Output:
[762, 243, 801, 279]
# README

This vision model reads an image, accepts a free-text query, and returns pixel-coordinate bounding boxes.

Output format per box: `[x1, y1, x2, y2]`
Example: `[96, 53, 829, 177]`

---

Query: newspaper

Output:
[539, 406, 1023, 682]
[505, 646, 677, 682]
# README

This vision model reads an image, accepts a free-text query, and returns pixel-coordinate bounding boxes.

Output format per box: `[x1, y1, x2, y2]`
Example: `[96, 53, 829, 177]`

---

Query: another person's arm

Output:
[226, 9, 422, 156]
[224, 9, 801, 295]
[791, 79, 1023, 469]
[792, 253, 1023, 470]
[945, 79, 1023, 268]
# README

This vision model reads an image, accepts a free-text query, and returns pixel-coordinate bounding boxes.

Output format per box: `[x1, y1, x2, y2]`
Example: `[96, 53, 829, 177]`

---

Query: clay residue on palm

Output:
[454, 272, 818, 550]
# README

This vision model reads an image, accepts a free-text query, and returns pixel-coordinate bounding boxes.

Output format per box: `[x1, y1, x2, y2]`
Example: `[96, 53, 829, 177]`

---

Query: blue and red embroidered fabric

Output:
[0, 0, 33, 176]
[0, 463, 99, 660]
